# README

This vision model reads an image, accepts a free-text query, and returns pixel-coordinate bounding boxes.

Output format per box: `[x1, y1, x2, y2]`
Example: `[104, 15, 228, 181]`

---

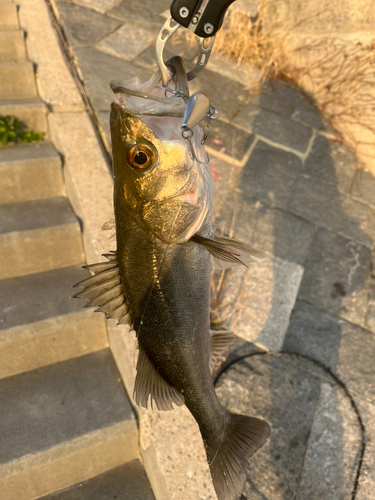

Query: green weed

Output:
[0, 115, 44, 146]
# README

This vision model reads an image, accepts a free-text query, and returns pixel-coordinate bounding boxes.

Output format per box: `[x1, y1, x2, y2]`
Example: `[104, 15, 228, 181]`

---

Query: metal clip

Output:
[156, 17, 215, 86]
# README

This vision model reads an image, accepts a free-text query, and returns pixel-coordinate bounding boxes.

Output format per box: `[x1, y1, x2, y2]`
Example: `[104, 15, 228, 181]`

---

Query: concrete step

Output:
[0, 98, 48, 134]
[0, 3, 19, 30]
[0, 197, 84, 279]
[0, 265, 109, 380]
[0, 142, 65, 204]
[38, 460, 154, 500]
[0, 30, 25, 61]
[0, 349, 139, 500]
[0, 61, 36, 99]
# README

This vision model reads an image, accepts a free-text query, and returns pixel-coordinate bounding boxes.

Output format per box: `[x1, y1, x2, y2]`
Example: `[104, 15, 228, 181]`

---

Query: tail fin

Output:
[206, 413, 271, 500]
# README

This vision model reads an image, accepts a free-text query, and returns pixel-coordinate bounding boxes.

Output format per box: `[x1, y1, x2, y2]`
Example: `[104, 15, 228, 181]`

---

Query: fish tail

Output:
[206, 412, 271, 500]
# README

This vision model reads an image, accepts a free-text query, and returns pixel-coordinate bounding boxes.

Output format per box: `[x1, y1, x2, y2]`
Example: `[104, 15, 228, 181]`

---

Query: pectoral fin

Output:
[134, 347, 185, 411]
[191, 234, 264, 269]
[210, 330, 235, 372]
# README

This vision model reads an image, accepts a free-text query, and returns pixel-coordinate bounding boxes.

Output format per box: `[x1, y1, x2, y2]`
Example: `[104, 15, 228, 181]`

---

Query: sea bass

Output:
[74, 57, 271, 500]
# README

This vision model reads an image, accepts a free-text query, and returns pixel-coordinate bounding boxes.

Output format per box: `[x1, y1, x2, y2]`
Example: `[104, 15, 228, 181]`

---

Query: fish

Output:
[73, 56, 271, 500]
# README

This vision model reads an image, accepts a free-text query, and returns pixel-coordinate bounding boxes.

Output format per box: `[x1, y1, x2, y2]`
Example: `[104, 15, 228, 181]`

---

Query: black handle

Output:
[170, 0, 236, 37]
[170, 0, 201, 29]
[195, 0, 236, 37]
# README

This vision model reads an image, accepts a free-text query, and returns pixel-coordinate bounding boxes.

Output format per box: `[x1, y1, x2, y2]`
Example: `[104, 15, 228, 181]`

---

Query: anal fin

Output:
[134, 347, 185, 411]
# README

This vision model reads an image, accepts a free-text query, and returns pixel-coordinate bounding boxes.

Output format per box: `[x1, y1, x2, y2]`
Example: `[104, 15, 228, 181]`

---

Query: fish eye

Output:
[127, 144, 154, 172]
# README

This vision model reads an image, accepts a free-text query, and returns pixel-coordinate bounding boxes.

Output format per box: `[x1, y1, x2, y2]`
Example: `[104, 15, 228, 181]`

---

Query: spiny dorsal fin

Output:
[191, 234, 264, 270]
[134, 347, 185, 411]
[73, 254, 131, 326]
[210, 330, 235, 372]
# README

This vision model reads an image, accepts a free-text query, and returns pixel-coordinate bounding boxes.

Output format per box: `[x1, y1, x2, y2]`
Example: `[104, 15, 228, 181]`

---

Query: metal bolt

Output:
[179, 7, 189, 18]
[192, 15, 199, 25]
[204, 23, 214, 34]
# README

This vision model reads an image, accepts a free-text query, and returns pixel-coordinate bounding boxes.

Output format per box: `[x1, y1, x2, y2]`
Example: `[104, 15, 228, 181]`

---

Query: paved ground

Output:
[50, 1, 375, 498]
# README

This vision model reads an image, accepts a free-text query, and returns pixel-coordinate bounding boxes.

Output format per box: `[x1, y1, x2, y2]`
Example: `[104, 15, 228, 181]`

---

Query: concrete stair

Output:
[0, 3, 152, 499]
[0, 98, 49, 134]
[0, 30, 26, 61]
[0, 197, 85, 279]
[0, 2, 19, 31]
[0, 142, 65, 204]
[0, 61, 37, 99]
[38, 460, 155, 500]
[0, 350, 139, 500]
[0, 265, 108, 380]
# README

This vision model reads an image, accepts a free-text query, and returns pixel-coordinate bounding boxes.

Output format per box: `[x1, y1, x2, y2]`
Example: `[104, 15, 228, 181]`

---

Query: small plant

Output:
[0, 115, 44, 146]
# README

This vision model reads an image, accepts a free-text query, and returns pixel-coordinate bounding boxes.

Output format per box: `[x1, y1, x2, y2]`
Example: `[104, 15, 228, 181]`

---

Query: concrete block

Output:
[210, 157, 242, 218]
[233, 103, 313, 153]
[96, 23, 158, 62]
[0, 30, 26, 61]
[0, 350, 138, 500]
[69, 0, 126, 14]
[283, 301, 375, 403]
[298, 227, 372, 325]
[215, 188, 316, 265]
[17, 0, 84, 112]
[238, 140, 302, 209]
[0, 142, 65, 205]
[0, 197, 84, 279]
[365, 277, 375, 333]
[0, 3, 19, 30]
[251, 204, 315, 265]
[354, 397, 375, 499]
[107, 0, 169, 27]
[351, 168, 375, 208]
[295, 382, 362, 500]
[0, 98, 48, 134]
[0, 265, 108, 379]
[216, 353, 362, 500]
[38, 461, 154, 500]
[212, 256, 303, 350]
[0, 61, 36, 99]
[57, 3, 120, 47]
[289, 171, 375, 248]
[205, 120, 255, 165]
[302, 134, 357, 195]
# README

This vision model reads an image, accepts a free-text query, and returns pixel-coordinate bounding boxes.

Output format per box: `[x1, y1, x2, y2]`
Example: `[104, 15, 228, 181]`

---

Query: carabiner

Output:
[156, 17, 215, 86]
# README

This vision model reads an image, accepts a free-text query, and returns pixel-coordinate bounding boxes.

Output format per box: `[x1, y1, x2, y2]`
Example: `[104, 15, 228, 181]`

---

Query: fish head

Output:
[111, 102, 211, 244]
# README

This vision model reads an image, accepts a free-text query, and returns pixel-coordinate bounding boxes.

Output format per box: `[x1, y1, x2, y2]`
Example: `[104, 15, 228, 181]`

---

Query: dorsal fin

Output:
[210, 330, 235, 372]
[73, 253, 131, 326]
[134, 347, 185, 411]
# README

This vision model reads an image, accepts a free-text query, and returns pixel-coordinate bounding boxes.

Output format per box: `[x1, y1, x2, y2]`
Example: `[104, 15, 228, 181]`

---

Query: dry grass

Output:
[174, 0, 375, 171]
[290, 37, 375, 163]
